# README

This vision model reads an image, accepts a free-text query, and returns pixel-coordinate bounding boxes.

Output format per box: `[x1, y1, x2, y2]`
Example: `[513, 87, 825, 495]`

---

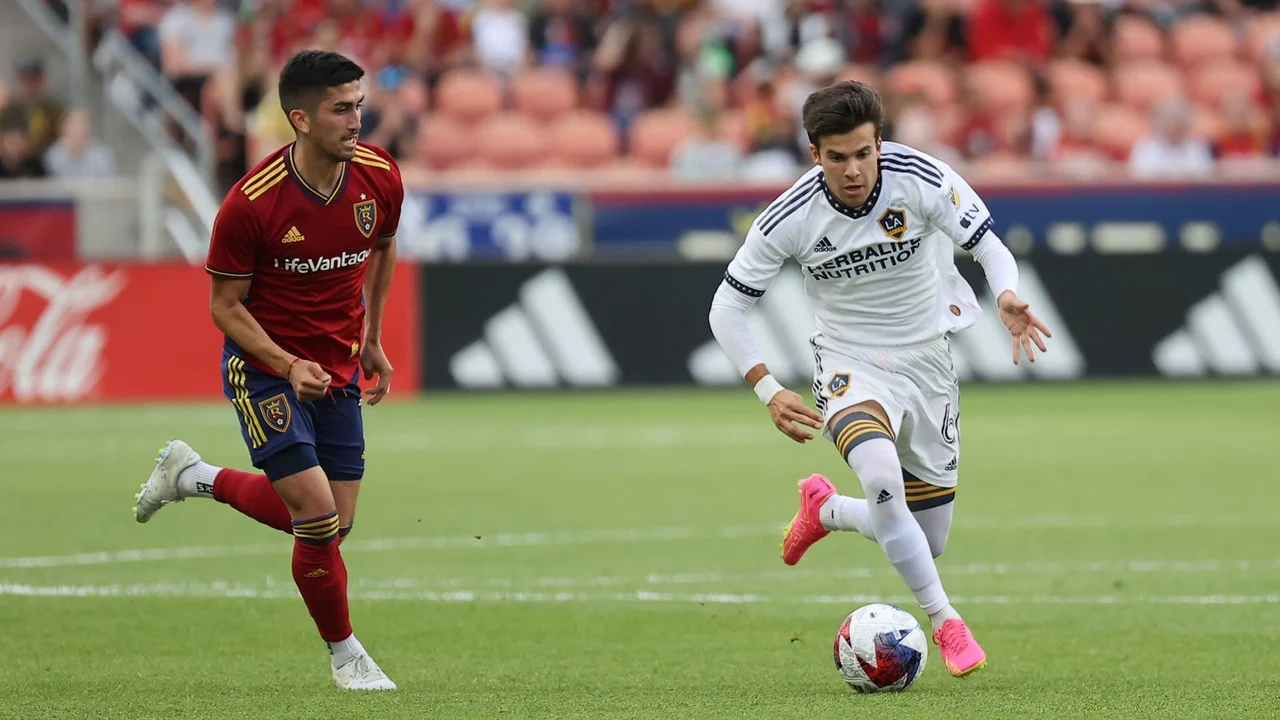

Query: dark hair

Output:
[801, 81, 885, 147]
[278, 50, 365, 120]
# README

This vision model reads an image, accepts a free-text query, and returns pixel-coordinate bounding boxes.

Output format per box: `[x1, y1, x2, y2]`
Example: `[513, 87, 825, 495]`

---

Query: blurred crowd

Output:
[17, 0, 1280, 188]
[0, 55, 117, 180]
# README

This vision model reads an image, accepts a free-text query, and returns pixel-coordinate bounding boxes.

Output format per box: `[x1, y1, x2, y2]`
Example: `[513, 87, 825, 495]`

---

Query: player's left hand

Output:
[997, 290, 1052, 365]
[360, 341, 394, 405]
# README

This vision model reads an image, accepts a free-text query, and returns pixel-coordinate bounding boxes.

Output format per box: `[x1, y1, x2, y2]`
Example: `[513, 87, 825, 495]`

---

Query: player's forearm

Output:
[969, 235, 1019, 300]
[708, 284, 765, 379]
[362, 242, 396, 345]
[211, 302, 297, 376]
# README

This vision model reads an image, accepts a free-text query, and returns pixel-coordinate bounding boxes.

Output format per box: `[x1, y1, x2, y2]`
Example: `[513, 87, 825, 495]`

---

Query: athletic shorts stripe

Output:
[227, 356, 268, 448]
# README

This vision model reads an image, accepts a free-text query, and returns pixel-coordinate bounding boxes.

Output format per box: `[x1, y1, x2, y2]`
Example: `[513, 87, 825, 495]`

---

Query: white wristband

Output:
[753, 374, 785, 405]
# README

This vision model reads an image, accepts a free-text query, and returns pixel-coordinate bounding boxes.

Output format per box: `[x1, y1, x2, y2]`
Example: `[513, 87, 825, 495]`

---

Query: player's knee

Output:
[830, 409, 895, 462]
[260, 443, 321, 483]
[292, 510, 341, 546]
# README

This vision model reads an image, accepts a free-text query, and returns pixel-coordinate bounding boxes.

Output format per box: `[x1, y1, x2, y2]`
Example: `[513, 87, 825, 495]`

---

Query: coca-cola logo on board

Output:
[0, 265, 126, 402]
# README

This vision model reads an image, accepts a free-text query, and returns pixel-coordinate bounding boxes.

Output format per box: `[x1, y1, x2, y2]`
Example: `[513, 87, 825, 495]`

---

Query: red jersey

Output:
[206, 141, 404, 385]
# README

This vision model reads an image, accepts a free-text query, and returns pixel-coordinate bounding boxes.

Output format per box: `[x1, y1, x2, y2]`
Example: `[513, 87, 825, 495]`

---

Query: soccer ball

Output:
[833, 603, 928, 693]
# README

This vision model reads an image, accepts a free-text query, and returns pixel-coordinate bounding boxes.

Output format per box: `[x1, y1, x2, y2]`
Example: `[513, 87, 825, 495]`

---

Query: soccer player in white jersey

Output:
[708, 81, 1051, 678]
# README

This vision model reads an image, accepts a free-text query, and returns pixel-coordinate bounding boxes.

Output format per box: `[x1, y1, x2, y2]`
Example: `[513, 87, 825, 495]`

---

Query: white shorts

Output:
[811, 335, 960, 490]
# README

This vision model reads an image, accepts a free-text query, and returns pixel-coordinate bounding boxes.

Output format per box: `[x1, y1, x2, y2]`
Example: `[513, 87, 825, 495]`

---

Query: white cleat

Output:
[134, 439, 201, 523]
[332, 653, 397, 690]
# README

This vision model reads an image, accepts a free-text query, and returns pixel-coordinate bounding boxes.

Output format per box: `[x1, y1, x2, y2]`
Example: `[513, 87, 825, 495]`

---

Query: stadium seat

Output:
[1046, 59, 1109, 106]
[884, 61, 957, 108]
[592, 158, 670, 186]
[474, 113, 547, 169]
[548, 111, 620, 168]
[1171, 15, 1238, 68]
[967, 152, 1032, 182]
[512, 67, 580, 124]
[1112, 15, 1165, 64]
[1113, 62, 1185, 114]
[1091, 105, 1148, 159]
[966, 62, 1034, 113]
[414, 115, 476, 169]
[627, 109, 698, 167]
[434, 69, 504, 124]
[1189, 61, 1261, 108]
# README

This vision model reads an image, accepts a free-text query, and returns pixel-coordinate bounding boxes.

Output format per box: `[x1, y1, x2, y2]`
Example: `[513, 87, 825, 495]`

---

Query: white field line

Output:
[5, 513, 1280, 570]
[2, 580, 1278, 607]
[345, 558, 1280, 592]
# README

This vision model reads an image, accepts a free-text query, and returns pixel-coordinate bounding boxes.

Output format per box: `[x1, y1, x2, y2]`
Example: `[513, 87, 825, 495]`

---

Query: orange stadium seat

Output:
[413, 115, 476, 169]
[433, 69, 504, 124]
[1112, 15, 1166, 64]
[1092, 105, 1148, 159]
[592, 158, 670, 186]
[884, 61, 957, 108]
[512, 67, 580, 124]
[1113, 61, 1185, 113]
[1047, 59, 1109, 106]
[474, 113, 547, 169]
[1189, 61, 1261, 108]
[966, 62, 1034, 113]
[548, 111, 620, 168]
[627, 109, 697, 168]
[1170, 15, 1238, 68]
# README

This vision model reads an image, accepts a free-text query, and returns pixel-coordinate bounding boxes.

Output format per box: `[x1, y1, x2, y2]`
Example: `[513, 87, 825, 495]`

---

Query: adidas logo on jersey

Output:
[814, 237, 837, 252]
[282, 226, 305, 244]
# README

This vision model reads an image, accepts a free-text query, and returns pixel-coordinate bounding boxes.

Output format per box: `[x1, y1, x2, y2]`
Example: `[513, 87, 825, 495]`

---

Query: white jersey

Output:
[721, 142, 992, 354]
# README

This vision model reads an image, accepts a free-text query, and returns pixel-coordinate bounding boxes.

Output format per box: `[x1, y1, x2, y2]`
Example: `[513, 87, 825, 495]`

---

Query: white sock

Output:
[846, 438, 951, 618]
[927, 604, 962, 630]
[176, 461, 220, 499]
[819, 495, 876, 541]
[329, 633, 366, 668]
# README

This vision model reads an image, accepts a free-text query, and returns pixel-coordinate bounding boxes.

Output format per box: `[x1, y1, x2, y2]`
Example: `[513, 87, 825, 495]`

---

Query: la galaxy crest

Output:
[878, 207, 908, 241]
[826, 373, 850, 398]
[354, 199, 377, 238]
[258, 393, 292, 433]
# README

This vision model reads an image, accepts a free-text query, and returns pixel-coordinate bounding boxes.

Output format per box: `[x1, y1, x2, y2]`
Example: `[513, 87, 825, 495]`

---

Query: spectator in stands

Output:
[1128, 97, 1214, 178]
[0, 57, 65, 157]
[361, 72, 428, 160]
[967, 0, 1054, 65]
[590, 7, 677, 140]
[528, 0, 598, 79]
[669, 91, 744, 184]
[1214, 90, 1268, 158]
[158, 0, 236, 112]
[890, 103, 964, 166]
[1052, 0, 1115, 66]
[118, 0, 173, 68]
[0, 123, 46, 179]
[900, 0, 968, 63]
[44, 109, 117, 179]
[471, 0, 531, 79]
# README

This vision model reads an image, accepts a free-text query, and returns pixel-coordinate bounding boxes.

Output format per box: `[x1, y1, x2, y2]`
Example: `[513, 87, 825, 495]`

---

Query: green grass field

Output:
[2, 382, 1279, 719]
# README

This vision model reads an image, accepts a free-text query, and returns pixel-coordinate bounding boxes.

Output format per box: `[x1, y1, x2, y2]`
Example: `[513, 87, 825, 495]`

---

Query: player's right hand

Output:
[768, 389, 824, 443]
[288, 358, 331, 402]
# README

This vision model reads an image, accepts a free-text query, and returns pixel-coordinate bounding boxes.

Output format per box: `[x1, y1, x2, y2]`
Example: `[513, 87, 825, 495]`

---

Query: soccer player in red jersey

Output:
[133, 50, 403, 691]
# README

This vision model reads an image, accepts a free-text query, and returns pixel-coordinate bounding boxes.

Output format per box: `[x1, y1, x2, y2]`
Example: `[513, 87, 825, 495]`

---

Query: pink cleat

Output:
[933, 618, 988, 678]
[780, 473, 837, 566]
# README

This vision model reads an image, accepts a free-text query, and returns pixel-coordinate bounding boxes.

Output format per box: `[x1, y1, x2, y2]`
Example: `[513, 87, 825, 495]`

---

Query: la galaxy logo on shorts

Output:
[354, 199, 377, 238]
[826, 373, 851, 398]
[878, 208, 907, 241]
[258, 393, 292, 433]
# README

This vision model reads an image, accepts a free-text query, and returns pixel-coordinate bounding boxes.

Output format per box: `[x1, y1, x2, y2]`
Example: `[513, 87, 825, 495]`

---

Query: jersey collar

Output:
[819, 170, 882, 219]
[284, 143, 350, 206]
